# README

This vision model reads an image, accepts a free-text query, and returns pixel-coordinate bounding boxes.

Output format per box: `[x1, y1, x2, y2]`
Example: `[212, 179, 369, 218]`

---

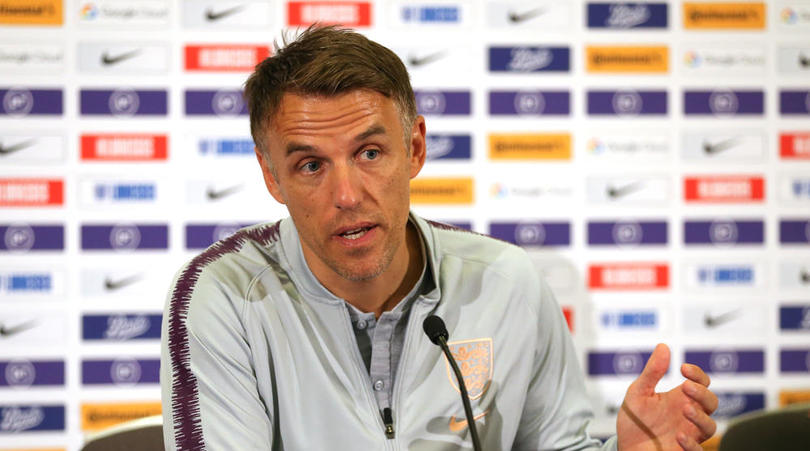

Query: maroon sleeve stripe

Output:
[167, 222, 280, 450]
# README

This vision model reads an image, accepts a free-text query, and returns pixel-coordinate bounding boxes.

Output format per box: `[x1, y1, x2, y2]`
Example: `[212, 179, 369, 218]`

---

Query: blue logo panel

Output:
[684, 349, 764, 374]
[82, 314, 162, 341]
[0, 405, 65, 433]
[489, 47, 570, 72]
[587, 3, 668, 29]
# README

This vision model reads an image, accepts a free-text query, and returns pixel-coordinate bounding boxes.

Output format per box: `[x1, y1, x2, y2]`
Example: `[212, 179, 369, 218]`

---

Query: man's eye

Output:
[361, 149, 380, 160]
[301, 161, 320, 173]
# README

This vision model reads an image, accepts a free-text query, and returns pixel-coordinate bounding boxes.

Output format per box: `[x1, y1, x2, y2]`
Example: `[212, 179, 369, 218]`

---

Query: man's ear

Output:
[255, 146, 286, 205]
[409, 115, 427, 179]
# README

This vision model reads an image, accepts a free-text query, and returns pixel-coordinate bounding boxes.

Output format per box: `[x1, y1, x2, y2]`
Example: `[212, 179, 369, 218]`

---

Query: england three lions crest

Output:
[445, 338, 493, 400]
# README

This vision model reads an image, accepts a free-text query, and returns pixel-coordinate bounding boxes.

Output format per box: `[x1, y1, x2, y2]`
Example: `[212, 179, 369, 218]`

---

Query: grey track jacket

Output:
[161, 213, 617, 450]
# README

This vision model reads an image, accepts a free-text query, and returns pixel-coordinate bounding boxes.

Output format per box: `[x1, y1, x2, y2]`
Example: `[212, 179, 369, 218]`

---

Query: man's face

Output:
[256, 90, 426, 283]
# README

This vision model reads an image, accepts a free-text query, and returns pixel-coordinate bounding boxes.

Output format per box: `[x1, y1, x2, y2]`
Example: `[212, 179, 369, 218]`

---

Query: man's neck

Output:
[317, 222, 424, 318]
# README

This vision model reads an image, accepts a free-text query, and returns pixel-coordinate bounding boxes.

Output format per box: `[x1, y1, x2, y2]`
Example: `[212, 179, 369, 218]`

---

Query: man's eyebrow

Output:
[285, 142, 316, 156]
[354, 125, 386, 142]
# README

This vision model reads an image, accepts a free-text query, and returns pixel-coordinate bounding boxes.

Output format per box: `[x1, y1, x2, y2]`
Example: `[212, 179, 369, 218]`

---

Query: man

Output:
[161, 26, 718, 450]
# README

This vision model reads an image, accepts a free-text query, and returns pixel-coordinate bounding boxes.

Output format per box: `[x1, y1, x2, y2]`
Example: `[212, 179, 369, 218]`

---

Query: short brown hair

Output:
[244, 25, 417, 155]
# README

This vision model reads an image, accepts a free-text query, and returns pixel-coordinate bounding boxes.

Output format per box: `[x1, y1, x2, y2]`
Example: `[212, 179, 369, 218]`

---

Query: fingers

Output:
[681, 363, 711, 387]
[683, 402, 717, 441]
[682, 380, 719, 414]
[632, 343, 671, 396]
[676, 432, 703, 451]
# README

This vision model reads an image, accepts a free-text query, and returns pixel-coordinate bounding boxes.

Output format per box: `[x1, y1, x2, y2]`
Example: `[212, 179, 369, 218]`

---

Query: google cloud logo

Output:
[683, 51, 701, 68]
[781, 8, 797, 24]
[80, 3, 99, 20]
[586, 138, 605, 154]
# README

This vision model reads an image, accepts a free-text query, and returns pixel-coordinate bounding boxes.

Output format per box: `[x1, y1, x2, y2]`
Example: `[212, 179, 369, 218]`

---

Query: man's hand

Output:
[616, 343, 719, 451]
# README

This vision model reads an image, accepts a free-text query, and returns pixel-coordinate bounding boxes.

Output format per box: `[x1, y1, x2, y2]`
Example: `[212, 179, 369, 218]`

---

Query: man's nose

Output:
[331, 163, 362, 209]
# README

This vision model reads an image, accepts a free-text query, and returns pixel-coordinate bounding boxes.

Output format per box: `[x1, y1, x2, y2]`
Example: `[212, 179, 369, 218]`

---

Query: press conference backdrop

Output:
[1, 0, 809, 449]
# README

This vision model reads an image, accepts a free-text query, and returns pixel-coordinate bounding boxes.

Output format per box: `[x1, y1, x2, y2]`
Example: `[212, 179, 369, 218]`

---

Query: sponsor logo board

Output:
[777, 46, 810, 74]
[589, 263, 669, 290]
[410, 177, 473, 204]
[485, 1, 571, 29]
[780, 90, 810, 114]
[80, 224, 168, 251]
[414, 90, 471, 115]
[82, 313, 162, 341]
[0, 224, 63, 252]
[681, 44, 766, 76]
[779, 261, 810, 290]
[0, 360, 63, 387]
[780, 348, 810, 372]
[587, 2, 668, 29]
[683, 262, 763, 290]
[77, 42, 169, 74]
[683, 89, 764, 116]
[779, 174, 810, 204]
[780, 390, 810, 406]
[587, 350, 653, 376]
[195, 136, 254, 158]
[0, 88, 62, 116]
[425, 134, 471, 160]
[0, 269, 65, 297]
[82, 358, 159, 385]
[776, 2, 810, 30]
[488, 221, 570, 247]
[683, 219, 764, 246]
[780, 219, 810, 244]
[684, 349, 765, 374]
[780, 132, 810, 159]
[587, 220, 668, 246]
[0, 134, 64, 163]
[584, 133, 669, 161]
[585, 46, 669, 73]
[80, 88, 167, 116]
[0, 0, 62, 25]
[81, 134, 167, 161]
[489, 179, 574, 205]
[595, 308, 661, 333]
[0, 405, 64, 433]
[713, 392, 765, 418]
[0, 42, 64, 73]
[0, 313, 66, 345]
[185, 44, 270, 72]
[185, 223, 253, 249]
[683, 2, 766, 29]
[181, 0, 271, 29]
[586, 176, 670, 205]
[0, 179, 63, 206]
[394, 2, 467, 26]
[682, 131, 765, 162]
[488, 46, 570, 72]
[780, 305, 810, 331]
[185, 89, 247, 116]
[80, 401, 160, 432]
[78, 0, 169, 27]
[682, 304, 767, 335]
[587, 90, 667, 116]
[288, 1, 371, 27]
[80, 178, 159, 207]
[489, 90, 569, 116]
[489, 133, 570, 160]
[684, 175, 764, 202]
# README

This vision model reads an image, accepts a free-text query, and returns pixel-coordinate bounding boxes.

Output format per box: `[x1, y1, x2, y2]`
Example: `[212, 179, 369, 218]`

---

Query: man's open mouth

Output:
[339, 226, 373, 240]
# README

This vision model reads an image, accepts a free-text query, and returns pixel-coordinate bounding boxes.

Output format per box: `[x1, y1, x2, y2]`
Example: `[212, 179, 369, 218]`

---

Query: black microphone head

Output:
[423, 315, 448, 345]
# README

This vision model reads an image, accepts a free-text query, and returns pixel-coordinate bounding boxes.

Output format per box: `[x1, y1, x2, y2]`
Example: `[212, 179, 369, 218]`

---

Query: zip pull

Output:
[382, 407, 395, 439]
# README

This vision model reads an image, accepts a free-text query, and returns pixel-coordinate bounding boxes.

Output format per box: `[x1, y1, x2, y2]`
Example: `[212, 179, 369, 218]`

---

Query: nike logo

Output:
[205, 4, 245, 21]
[206, 184, 243, 201]
[702, 137, 740, 155]
[799, 53, 810, 68]
[508, 7, 546, 24]
[704, 309, 741, 328]
[0, 319, 38, 338]
[0, 138, 36, 155]
[101, 49, 142, 66]
[104, 274, 143, 291]
[448, 410, 489, 432]
[607, 181, 644, 199]
[800, 268, 810, 284]
[408, 51, 446, 67]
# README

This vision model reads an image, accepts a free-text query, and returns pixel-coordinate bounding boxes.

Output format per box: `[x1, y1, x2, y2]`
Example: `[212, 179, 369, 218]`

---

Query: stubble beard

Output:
[325, 230, 402, 282]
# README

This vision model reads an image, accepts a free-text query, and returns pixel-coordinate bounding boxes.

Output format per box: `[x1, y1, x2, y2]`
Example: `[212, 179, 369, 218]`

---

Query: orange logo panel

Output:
[80, 401, 161, 432]
[410, 177, 474, 204]
[0, 0, 63, 25]
[489, 133, 571, 160]
[683, 2, 766, 29]
[586, 46, 669, 73]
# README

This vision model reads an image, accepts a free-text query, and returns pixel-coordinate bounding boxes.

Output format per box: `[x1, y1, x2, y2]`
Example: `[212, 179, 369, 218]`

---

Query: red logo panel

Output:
[287, 1, 372, 26]
[185, 45, 271, 72]
[780, 132, 810, 160]
[684, 175, 764, 202]
[589, 263, 669, 290]
[81, 134, 168, 161]
[0, 178, 63, 206]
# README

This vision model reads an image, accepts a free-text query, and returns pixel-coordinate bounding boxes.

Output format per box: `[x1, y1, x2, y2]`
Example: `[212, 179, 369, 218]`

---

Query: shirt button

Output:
[356, 320, 368, 330]
[373, 380, 384, 391]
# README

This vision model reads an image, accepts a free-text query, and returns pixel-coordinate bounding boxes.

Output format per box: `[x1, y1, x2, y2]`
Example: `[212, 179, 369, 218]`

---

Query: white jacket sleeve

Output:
[160, 265, 274, 450]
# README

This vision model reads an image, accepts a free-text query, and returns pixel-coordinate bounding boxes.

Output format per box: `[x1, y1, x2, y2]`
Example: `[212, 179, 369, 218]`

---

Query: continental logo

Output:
[0, 0, 62, 25]
[489, 133, 571, 160]
[80, 401, 160, 432]
[585, 46, 669, 73]
[779, 390, 810, 406]
[683, 2, 765, 29]
[410, 177, 473, 205]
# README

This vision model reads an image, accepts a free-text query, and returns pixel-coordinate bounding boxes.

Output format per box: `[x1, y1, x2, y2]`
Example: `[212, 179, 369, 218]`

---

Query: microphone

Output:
[422, 315, 482, 451]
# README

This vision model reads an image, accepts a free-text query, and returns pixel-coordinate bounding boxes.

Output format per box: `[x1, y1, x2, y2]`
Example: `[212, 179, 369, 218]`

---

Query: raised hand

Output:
[616, 343, 719, 451]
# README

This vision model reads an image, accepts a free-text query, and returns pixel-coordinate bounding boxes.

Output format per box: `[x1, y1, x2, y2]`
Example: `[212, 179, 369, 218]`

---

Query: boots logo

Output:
[606, 4, 650, 28]
[0, 407, 44, 432]
[508, 47, 552, 71]
[445, 338, 492, 399]
[103, 315, 150, 340]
